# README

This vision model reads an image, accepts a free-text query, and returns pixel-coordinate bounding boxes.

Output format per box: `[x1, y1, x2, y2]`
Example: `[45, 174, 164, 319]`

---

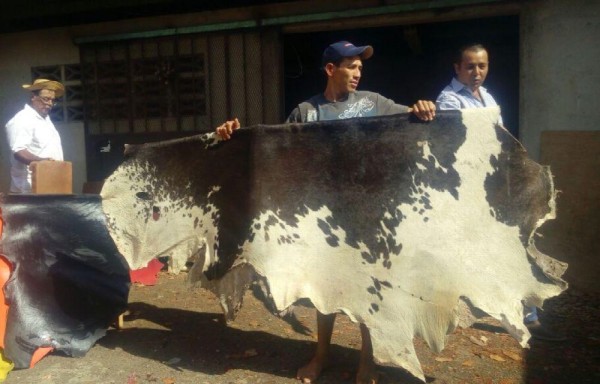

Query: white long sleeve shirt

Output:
[5, 104, 63, 193]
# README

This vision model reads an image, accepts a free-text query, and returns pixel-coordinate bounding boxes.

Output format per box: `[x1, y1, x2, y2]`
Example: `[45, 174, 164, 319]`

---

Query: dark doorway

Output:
[283, 15, 519, 138]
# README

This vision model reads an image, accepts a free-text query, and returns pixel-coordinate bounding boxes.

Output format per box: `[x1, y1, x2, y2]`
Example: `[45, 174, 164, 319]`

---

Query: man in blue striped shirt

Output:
[436, 43, 503, 126]
[436, 43, 565, 342]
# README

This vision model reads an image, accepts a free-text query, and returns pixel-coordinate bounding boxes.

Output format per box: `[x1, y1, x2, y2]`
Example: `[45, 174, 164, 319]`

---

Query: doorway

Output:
[283, 15, 519, 137]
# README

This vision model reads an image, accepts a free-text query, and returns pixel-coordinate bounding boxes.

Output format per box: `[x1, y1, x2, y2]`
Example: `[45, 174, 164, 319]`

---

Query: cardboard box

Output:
[30, 160, 73, 194]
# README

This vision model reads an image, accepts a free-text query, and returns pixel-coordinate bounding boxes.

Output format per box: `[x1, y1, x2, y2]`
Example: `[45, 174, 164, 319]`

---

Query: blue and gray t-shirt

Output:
[286, 91, 409, 123]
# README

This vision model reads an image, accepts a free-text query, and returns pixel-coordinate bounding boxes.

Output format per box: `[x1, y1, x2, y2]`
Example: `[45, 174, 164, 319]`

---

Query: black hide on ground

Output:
[0, 194, 130, 368]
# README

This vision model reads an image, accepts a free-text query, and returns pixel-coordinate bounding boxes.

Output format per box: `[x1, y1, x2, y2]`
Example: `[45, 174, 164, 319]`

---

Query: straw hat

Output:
[22, 78, 65, 98]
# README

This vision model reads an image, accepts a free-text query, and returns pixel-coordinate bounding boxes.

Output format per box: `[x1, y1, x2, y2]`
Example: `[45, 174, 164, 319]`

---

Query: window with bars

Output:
[80, 37, 209, 135]
[31, 64, 84, 123]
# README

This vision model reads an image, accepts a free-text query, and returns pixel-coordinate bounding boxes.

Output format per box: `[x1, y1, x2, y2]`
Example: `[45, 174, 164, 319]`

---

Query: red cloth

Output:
[129, 258, 164, 285]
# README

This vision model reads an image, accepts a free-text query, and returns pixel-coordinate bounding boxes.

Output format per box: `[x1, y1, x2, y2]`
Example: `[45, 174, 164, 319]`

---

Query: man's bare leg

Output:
[296, 311, 336, 383]
[356, 323, 379, 384]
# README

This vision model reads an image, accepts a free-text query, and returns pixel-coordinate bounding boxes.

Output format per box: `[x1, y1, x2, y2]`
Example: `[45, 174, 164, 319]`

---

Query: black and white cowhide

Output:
[101, 108, 567, 381]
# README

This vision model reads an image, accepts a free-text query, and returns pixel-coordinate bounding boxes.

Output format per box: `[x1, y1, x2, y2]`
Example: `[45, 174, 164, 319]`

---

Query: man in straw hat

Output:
[5, 78, 65, 193]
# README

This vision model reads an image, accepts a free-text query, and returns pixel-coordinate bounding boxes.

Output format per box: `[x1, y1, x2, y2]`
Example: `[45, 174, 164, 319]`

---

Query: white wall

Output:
[0, 29, 84, 193]
[520, 0, 600, 160]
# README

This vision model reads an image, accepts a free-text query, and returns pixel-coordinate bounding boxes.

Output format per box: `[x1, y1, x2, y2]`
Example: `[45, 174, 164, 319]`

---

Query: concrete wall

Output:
[538, 131, 600, 293]
[520, 0, 600, 292]
[520, 0, 600, 159]
[0, 29, 84, 193]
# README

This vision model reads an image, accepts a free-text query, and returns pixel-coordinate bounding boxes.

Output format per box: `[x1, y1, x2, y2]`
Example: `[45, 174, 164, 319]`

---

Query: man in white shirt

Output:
[5, 78, 65, 193]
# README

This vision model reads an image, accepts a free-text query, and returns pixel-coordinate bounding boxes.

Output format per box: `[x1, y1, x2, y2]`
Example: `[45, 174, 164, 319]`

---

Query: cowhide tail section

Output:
[0, 194, 130, 368]
[188, 250, 258, 321]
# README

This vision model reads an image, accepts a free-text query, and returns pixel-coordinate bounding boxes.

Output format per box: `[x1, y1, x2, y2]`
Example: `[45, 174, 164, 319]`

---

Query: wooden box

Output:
[30, 160, 73, 194]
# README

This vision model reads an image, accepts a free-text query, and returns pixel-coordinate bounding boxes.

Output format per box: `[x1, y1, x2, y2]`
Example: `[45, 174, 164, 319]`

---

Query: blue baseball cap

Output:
[321, 41, 374, 68]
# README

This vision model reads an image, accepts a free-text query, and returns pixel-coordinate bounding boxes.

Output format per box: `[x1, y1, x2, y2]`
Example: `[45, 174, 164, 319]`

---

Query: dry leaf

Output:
[435, 357, 454, 362]
[469, 335, 487, 347]
[502, 350, 523, 361]
[462, 360, 475, 367]
[490, 354, 506, 362]
[162, 378, 176, 384]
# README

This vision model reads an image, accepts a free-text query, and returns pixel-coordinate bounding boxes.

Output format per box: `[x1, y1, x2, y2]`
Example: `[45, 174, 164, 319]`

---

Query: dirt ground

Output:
[5, 271, 599, 384]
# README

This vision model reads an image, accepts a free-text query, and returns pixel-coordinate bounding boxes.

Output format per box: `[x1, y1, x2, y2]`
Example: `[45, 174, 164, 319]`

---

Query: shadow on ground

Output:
[6, 273, 600, 384]
[524, 291, 600, 384]
[98, 301, 424, 383]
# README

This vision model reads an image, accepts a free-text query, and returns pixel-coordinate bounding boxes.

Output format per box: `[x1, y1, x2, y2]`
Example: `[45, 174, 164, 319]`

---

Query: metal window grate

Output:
[79, 29, 282, 136]
[81, 35, 209, 135]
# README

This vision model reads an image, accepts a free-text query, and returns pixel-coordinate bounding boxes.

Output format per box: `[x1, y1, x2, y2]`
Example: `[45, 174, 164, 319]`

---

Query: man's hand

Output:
[215, 118, 240, 140]
[408, 100, 436, 121]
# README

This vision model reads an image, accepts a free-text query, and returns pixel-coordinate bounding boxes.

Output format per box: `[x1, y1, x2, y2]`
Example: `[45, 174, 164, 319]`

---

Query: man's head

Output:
[22, 79, 65, 118]
[454, 44, 489, 92]
[321, 41, 373, 100]
[321, 41, 373, 68]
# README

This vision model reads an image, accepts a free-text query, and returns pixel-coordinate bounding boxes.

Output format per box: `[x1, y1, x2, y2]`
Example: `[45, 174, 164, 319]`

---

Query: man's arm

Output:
[377, 93, 435, 121]
[5, 118, 45, 165]
[13, 149, 50, 165]
[215, 102, 306, 141]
